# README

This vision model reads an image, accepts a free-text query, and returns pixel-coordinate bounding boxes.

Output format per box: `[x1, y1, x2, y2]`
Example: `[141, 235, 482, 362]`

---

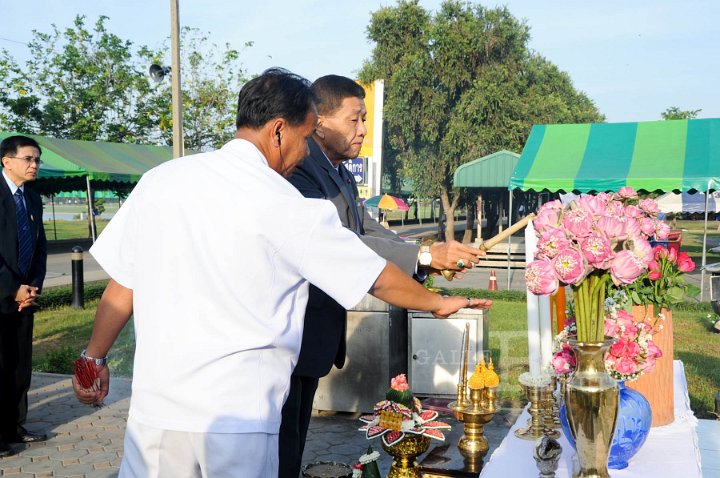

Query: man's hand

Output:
[15, 285, 39, 311]
[72, 364, 110, 406]
[428, 241, 485, 272]
[431, 296, 493, 319]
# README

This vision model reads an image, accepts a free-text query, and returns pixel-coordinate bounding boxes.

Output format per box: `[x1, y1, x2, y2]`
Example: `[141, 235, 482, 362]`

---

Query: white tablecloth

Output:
[480, 361, 703, 477]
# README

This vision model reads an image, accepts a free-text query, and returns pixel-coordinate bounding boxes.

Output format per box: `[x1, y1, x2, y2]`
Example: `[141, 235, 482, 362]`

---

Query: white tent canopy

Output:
[656, 192, 720, 214]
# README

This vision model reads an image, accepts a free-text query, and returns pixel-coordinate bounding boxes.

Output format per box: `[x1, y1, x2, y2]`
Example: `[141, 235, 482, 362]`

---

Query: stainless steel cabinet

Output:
[313, 295, 407, 413]
[408, 309, 489, 397]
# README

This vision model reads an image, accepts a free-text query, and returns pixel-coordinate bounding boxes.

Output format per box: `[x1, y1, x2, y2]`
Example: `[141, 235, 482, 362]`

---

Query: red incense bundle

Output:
[73, 357, 99, 390]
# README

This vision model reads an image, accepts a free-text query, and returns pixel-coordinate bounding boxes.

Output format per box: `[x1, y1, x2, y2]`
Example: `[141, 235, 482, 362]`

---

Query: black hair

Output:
[1, 135, 42, 168]
[235, 68, 315, 129]
[311, 75, 366, 115]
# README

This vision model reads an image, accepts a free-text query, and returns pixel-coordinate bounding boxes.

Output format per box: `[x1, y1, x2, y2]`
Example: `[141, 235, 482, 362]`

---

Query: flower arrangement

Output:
[358, 374, 451, 447]
[625, 244, 698, 310]
[552, 291, 663, 381]
[525, 187, 667, 342]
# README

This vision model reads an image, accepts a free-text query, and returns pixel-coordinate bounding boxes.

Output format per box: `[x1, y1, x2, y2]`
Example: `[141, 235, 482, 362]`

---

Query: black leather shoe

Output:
[6, 431, 47, 443]
[0, 441, 13, 457]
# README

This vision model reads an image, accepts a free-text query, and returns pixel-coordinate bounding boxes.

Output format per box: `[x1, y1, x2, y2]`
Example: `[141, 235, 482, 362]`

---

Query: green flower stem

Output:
[574, 271, 609, 342]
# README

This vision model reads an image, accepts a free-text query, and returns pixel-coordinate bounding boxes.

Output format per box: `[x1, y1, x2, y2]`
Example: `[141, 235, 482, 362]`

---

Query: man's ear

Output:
[314, 118, 326, 140]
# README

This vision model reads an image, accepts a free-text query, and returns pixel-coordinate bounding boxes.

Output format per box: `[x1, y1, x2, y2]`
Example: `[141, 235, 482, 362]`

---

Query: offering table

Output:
[478, 361, 702, 478]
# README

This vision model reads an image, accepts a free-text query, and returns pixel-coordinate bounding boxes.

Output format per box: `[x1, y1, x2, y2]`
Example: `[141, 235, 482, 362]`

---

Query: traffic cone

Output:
[488, 270, 498, 290]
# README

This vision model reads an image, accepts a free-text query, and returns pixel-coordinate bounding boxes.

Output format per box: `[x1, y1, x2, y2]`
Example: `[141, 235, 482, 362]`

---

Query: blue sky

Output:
[1, 0, 718, 123]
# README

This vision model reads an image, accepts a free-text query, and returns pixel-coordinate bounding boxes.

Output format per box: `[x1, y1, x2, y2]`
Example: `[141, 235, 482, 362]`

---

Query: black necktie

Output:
[14, 189, 33, 275]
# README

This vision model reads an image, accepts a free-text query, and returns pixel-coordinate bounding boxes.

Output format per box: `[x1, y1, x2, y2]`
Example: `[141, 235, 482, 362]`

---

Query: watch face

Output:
[419, 252, 432, 266]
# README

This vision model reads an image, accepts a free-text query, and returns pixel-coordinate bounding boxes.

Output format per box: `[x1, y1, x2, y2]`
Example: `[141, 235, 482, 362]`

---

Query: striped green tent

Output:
[510, 118, 720, 299]
[453, 150, 520, 187]
[510, 118, 720, 193]
[1, 132, 172, 190]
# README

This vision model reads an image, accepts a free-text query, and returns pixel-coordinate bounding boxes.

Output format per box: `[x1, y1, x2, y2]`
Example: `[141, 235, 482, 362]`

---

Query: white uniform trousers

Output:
[119, 417, 279, 478]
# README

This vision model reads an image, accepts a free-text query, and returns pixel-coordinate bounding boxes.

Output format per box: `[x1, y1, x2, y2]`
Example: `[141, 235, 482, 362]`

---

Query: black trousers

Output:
[0, 311, 33, 440]
[278, 374, 319, 478]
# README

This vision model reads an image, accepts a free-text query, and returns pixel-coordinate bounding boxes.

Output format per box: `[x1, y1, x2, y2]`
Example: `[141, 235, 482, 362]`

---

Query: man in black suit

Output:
[0, 135, 48, 457]
[279, 75, 488, 477]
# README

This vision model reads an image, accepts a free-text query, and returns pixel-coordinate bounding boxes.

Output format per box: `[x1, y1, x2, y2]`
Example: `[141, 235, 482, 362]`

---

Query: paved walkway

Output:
[3, 373, 719, 477]
[0, 373, 521, 477]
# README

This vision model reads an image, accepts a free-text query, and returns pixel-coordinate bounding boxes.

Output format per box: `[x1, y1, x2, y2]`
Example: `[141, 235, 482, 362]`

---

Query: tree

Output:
[0, 16, 251, 152]
[661, 106, 701, 120]
[139, 28, 252, 151]
[359, 0, 603, 239]
[0, 16, 157, 143]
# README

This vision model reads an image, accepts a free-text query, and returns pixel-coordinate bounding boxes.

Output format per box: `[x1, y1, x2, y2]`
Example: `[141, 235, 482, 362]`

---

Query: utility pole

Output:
[170, 0, 184, 158]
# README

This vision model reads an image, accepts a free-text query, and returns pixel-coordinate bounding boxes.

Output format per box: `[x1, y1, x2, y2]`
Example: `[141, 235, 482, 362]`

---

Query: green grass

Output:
[33, 282, 136, 377]
[43, 219, 110, 241]
[31, 287, 720, 418]
[673, 308, 720, 418]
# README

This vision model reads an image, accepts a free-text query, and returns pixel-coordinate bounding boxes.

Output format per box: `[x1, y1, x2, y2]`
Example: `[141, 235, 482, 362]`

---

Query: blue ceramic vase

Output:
[561, 380, 652, 470]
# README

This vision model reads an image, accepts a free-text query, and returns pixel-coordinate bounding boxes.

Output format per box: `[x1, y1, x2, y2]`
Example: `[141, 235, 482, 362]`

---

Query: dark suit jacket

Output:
[0, 179, 47, 315]
[288, 138, 419, 377]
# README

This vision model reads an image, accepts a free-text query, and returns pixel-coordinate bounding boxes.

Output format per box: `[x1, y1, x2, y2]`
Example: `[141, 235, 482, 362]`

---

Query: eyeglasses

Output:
[7, 156, 42, 165]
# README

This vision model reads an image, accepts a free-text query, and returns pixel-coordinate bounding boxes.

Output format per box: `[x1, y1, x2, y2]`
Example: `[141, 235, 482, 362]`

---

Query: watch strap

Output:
[81, 349, 108, 366]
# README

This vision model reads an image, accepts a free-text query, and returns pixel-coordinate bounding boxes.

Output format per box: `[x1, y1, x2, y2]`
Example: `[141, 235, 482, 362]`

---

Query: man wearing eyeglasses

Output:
[0, 135, 48, 457]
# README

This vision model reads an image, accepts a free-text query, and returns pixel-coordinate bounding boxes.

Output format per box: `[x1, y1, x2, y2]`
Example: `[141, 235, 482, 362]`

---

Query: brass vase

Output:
[564, 338, 619, 478]
[381, 434, 431, 478]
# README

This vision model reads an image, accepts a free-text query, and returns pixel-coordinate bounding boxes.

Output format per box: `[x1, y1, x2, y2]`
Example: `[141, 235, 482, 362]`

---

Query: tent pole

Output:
[51, 194, 57, 241]
[477, 192, 483, 242]
[86, 176, 97, 243]
[507, 189, 513, 290]
[701, 180, 712, 301]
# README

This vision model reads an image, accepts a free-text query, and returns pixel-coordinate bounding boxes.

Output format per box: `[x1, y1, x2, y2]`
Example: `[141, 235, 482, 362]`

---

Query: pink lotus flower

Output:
[577, 194, 607, 217]
[580, 233, 615, 269]
[623, 205, 643, 218]
[617, 186, 638, 199]
[606, 200, 625, 218]
[525, 260, 559, 295]
[597, 216, 627, 242]
[623, 217, 642, 239]
[655, 221, 671, 240]
[610, 250, 646, 286]
[534, 208, 561, 233]
[552, 248, 587, 285]
[638, 198, 660, 214]
[596, 192, 615, 203]
[562, 208, 593, 238]
[639, 217, 657, 237]
[537, 228, 572, 260]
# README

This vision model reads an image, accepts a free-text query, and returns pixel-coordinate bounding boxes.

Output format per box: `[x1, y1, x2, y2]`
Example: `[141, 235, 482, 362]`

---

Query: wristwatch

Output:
[418, 245, 432, 267]
[81, 349, 108, 366]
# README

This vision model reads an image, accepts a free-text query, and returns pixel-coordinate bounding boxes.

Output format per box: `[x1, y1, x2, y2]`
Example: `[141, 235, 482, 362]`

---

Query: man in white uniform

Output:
[73, 68, 491, 477]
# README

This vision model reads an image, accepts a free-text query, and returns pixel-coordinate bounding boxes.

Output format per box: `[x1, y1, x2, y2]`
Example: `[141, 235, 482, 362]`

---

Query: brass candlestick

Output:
[544, 376, 562, 430]
[449, 331, 499, 456]
[514, 373, 560, 441]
